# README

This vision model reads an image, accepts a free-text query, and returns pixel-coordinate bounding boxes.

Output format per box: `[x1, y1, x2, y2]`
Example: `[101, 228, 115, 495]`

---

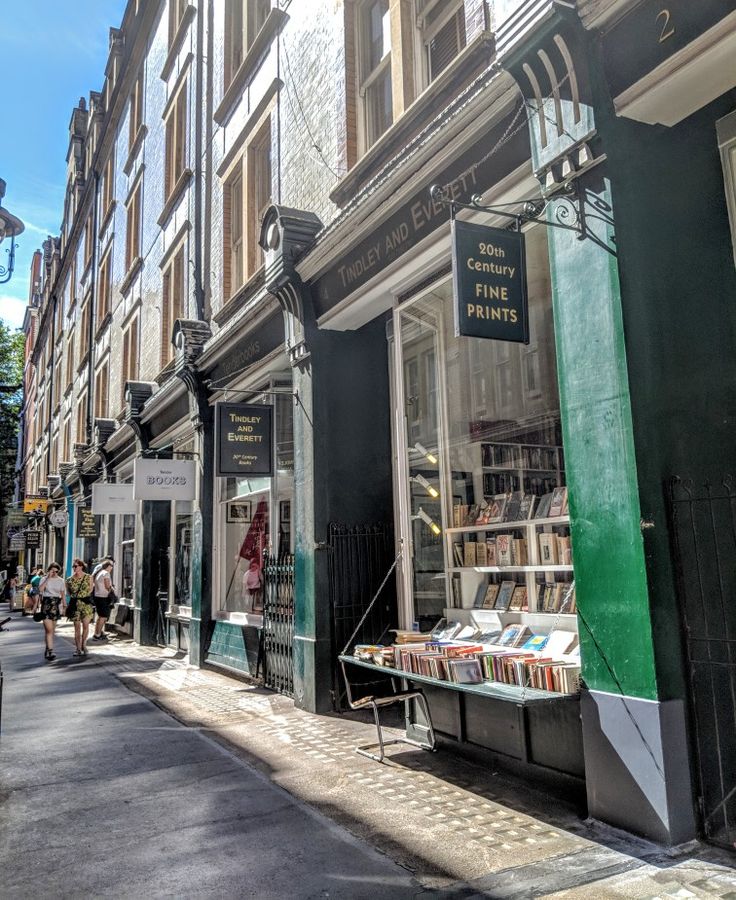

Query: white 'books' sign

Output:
[92, 483, 137, 515]
[133, 459, 196, 501]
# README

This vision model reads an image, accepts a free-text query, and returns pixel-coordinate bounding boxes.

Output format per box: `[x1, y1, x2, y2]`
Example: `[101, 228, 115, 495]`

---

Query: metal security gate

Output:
[262, 551, 295, 697]
[668, 476, 736, 848]
[328, 523, 398, 709]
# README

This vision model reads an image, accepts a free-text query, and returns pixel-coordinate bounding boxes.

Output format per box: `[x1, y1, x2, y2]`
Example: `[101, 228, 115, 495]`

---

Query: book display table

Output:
[339, 655, 584, 781]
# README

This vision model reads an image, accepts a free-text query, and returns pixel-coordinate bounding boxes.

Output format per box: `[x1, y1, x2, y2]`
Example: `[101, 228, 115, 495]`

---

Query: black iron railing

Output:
[328, 523, 398, 710]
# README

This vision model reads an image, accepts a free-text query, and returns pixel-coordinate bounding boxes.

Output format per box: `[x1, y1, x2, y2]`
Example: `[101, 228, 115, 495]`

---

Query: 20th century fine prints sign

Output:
[452, 219, 529, 343]
[216, 403, 273, 477]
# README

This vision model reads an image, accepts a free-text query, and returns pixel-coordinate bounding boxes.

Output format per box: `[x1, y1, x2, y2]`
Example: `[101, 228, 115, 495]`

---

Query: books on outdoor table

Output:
[391, 630, 435, 644]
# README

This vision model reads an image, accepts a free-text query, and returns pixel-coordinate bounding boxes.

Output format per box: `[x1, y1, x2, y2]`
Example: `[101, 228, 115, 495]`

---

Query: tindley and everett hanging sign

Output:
[216, 403, 273, 477]
[133, 459, 197, 501]
[452, 219, 529, 343]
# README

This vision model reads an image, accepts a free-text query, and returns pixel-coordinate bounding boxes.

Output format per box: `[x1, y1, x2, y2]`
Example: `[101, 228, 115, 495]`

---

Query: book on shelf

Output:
[486, 538, 497, 566]
[494, 580, 516, 611]
[521, 633, 549, 651]
[511, 538, 528, 566]
[456, 625, 479, 640]
[509, 584, 528, 611]
[534, 492, 553, 519]
[472, 582, 487, 608]
[482, 582, 501, 609]
[392, 629, 434, 644]
[538, 533, 559, 565]
[496, 533, 513, 567]
[452, 543, 464, 567]
[450, 574, 461, 607]
[432, 620, 463, 641]
[557, 535, 572, 565]
[446, 658, 484, 684]
[549, 486, 568, 518]
[453, 504, 469, 528]
[503, 491, 524, 522]
[476, 541, 488, 567]
[465, 504, 481, 525]
[540, 582, 555, 612]
[545, 629, 577, 655]
[464, 541, 477, 567]
[475, 499, 490, 525]
[496, 623, 532, 647]
[486, 493, 508, 524]
[518, 493, 536, 520]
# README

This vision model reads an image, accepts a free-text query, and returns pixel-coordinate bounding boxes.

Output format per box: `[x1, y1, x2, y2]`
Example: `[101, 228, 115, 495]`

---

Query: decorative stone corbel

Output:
[172, 318, 212, 429]
[123, 381, 157, 450]
[259, 204, 322, 368]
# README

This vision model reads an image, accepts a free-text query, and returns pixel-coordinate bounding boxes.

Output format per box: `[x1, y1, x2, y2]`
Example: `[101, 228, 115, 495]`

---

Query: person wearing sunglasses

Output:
[33, 563, 66, 661]
[66, 559, 95, 658]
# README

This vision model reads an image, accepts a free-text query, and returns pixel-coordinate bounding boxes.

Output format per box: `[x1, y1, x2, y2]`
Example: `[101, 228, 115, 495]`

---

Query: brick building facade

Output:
[17, 0, 736, 850]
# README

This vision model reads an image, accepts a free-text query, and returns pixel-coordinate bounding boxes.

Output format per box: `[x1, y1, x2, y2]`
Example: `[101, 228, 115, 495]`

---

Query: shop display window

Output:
[215, 384, 294, 618]
[393, 225, 575, 640]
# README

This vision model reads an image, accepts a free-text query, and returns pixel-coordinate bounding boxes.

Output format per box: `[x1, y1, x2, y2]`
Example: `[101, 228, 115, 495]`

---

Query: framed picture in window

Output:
[226, 501, 251, 524]
[279, 500, 291, 524]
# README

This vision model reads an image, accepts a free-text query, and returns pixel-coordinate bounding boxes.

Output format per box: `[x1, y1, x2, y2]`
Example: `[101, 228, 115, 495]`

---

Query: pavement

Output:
[1, 608, 736, 899]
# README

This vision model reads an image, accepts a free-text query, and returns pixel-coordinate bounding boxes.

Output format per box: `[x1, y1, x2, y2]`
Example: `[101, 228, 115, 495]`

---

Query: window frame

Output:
[161, 243, 186, 368]
[164, 79, 188, 202]
[356, 0, 394, 155]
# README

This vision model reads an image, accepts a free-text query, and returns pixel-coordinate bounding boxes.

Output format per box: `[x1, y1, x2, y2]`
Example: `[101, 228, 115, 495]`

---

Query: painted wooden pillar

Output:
[499, 6, 696, 844]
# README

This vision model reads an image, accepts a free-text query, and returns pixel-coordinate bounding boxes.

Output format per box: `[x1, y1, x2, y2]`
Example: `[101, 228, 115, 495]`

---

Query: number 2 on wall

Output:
[656, 8, 675, 43]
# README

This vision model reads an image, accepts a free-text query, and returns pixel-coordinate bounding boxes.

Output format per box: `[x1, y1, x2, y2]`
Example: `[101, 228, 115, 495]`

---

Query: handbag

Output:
[33, 608, 44, 622]
[66, 598, 78, 619]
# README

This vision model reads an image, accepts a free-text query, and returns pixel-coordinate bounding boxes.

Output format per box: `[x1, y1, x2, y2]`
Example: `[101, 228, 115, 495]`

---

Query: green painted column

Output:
[189, 403, 214, 667]
[546, 175, 658, 701]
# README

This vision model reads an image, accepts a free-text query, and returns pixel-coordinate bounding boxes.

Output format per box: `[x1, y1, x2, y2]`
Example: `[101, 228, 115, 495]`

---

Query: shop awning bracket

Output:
[431, 181, 616, 257]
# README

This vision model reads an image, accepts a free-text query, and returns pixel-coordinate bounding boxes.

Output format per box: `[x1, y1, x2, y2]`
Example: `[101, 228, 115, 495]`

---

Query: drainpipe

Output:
[193, 0, 205, 321]
[86, 171, 100, 444]
[46, 292, 58, 479]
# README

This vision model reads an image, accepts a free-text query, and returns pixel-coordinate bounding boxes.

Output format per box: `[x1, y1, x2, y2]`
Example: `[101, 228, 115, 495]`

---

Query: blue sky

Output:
[1, 0, 127, 331]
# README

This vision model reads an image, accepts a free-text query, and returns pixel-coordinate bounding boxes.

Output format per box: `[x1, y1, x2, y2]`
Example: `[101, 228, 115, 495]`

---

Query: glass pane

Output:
[397, 225, 568, 627]
[364, 0, 390, 73]
[121, 541, 134, 600]
[174, 512, 192, 605]
[366, 67, 393, 148]
[222, 491, 269, 612]
[398, 297, 445, 630]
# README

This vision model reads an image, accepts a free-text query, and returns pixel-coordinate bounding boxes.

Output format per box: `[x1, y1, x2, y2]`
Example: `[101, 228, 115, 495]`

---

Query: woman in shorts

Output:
[66, 559, 95, 658]
[33, 563, 66, 662]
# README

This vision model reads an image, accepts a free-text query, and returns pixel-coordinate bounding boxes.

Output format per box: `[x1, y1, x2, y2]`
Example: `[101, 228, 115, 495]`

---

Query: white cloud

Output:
[0, 295, 28, 330]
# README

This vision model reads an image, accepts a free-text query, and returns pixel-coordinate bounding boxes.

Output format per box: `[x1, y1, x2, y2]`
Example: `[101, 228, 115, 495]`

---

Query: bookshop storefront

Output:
[200, 304, 295, 676]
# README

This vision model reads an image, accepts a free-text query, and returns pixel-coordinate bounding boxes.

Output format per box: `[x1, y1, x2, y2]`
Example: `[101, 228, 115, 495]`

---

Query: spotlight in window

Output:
[413, 442, 438, 465]
[416, 506, 441, 536]
[411, 474, 439, 498]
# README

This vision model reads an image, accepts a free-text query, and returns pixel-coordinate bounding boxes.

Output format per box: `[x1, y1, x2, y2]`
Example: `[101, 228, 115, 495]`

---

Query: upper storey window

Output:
[417, 0, 466, 85]
[357, 0, 393, 153]
[169, 0, 189, 46]
[224, 0, 270, 88]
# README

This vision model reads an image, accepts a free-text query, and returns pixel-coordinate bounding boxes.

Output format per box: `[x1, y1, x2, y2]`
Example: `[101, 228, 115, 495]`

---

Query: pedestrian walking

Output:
[92, 559, 114, 642]
[66, 559, 95, 658]
[33, 562, 66, 662]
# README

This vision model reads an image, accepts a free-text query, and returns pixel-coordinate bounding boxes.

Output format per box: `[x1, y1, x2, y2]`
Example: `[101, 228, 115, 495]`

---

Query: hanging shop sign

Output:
[9, 532, 25, 551]
[23, 496, 49, 514]
[77, 507, 100, 539]
[24, 530, 42, 550]
[92, 483, 137, 514]
[133, 459, 197, 501]
[49, 509, 69, 529]
[216, 403, 273, 477]
[452, 219, 529, 343]
[6, 510, 27, 527]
